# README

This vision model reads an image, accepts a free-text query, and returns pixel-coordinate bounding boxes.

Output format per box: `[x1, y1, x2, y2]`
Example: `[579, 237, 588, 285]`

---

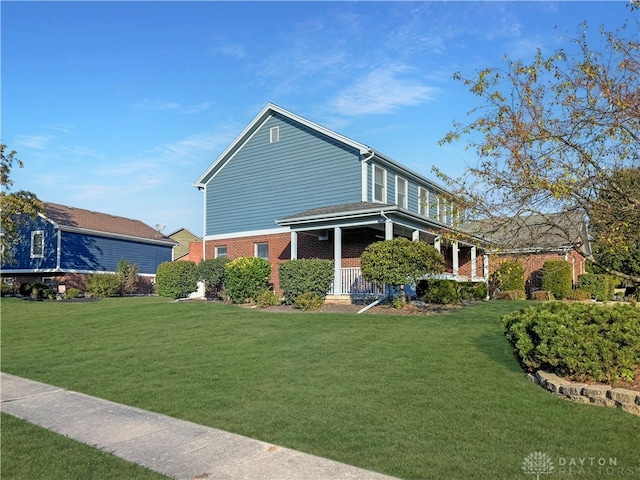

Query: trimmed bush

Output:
[458, 281, 488, 301]
[502, 302, 640, 383]
[279, 259, 334, 305]
[86, 274, 122, 297]
[155, 261, 198, 299]
[530, 290, 554, 301]
[578, 273, 616, 301]
[494, 290, 526, 300]
[196, 258, 229, 297]
[1, 283, 12, 296]
[565, 289, 592, 301]
[293, 292, 324, 311]
[256, 289, 280, 308]
[419, 279, 460, 304]
[65, 287, 81, 299]
[224, 257, 271, 304]
[491, 261, 525, 296]
[541, 260, 573, 299]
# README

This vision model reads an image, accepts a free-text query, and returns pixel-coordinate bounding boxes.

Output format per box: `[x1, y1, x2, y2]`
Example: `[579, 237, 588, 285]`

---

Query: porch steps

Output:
[324, 295, 353, 305]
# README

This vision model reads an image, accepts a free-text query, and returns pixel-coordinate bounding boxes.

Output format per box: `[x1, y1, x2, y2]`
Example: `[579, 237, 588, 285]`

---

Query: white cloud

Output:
[329, 65, 438, 117]
[14, 134, 55, 150]
[132, 99, 211, 114]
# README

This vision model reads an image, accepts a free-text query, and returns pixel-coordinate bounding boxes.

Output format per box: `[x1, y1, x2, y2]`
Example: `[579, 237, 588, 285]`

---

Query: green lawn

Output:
[2, 297, 639, 479]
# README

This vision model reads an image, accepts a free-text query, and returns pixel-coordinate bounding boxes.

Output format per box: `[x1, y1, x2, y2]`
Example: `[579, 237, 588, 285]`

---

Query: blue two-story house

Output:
[194, 103, 488, 300]
[1, 202, 175, 292]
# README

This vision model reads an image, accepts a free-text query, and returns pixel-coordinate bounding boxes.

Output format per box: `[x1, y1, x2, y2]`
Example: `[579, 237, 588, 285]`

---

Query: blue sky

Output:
[2, 1, 633, 236]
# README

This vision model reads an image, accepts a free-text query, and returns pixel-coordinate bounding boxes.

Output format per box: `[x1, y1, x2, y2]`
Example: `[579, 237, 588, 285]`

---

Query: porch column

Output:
[452, 241, 459, 276]
[412, 230, 420, 242]
[290, 231, 298, 260]
[385, 219, 393, 240]
[471, 246, 477, 278]
[333, 226, 342, 295]
[434, 236, 441, 253]
[483, 253, 489, 279]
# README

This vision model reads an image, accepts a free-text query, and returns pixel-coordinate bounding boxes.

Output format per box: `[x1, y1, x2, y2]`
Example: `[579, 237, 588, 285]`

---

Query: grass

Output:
[2, 297, 639, 479]
[1, 413, 168, 480]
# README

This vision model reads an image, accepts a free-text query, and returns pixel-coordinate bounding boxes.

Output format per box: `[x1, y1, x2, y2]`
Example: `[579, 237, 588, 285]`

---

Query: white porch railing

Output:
[328, 267, 388, 296]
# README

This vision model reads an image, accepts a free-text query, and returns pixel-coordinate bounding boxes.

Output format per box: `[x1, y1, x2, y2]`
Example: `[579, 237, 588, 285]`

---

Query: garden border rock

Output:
[531, 371, 640, 416]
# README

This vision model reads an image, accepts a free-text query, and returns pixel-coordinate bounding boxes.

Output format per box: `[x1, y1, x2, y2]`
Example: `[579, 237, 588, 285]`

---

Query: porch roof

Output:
[277, 202, 489, 246]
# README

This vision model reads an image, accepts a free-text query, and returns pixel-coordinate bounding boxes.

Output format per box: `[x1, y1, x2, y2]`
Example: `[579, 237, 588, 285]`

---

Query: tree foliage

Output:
[360, 237, 445, 301]
[437, 14, 640, 282]
[1, 145, 44, 264]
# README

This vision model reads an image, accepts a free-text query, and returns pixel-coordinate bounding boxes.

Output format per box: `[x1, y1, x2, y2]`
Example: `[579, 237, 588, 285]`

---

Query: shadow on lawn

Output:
[473, 332, 524, 375]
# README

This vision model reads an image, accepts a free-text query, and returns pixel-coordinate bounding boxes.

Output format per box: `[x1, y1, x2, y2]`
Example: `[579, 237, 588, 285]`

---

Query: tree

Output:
[116, 258, 139, 295]
[360, 237, 445, 303]
[436, 14, 640, 283]
[1, 145, 44, 264]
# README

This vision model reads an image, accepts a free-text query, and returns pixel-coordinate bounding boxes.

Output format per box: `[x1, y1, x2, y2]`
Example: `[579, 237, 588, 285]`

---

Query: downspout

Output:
[361, 149, 375, 202]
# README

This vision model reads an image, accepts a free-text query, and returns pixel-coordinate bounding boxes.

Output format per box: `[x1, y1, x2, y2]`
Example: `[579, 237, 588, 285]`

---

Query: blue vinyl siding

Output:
[60, 232, 172, 274]
[2, 217, 58, 270]
[205, 113, 363, 236]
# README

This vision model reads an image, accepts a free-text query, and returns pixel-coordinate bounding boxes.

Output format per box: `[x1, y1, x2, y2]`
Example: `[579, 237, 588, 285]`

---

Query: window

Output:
[418, 187, 429, 216]
[396, 177, 408, 209]
[373, 165, 386, 203]
[215, 246, 227, 258]
[255, 242, 269, 260]
[30, 230, 44, 258]
[429, 194, 439, 219]
[270, 126, 280, 143]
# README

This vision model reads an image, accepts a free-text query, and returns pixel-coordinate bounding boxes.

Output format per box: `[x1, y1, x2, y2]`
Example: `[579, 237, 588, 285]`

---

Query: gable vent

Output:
[270, 126, 280, 143]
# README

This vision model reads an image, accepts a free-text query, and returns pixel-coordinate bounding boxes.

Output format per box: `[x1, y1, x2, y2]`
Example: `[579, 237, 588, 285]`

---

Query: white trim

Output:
[215, 246, 228, 258]
[418, 187, 429, 217]
[254, 241, 269, 260]
[270, 126, 280, 143]
[361, 160, 368, 202]
[202, 184, 208, 261]
[30, 230, 45, 258]
[203, 227, 289, 242]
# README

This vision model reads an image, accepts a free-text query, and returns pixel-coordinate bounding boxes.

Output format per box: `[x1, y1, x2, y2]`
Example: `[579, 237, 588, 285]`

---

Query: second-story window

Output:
[396, 177, 408, 209]
[418, 187, 429, 216]
[31, 230, 44, 258]
[373, 165, 386, 203]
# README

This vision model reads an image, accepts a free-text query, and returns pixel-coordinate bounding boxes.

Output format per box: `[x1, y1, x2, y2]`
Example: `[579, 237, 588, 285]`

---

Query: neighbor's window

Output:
[396, 177, 408, 209]
[373, 165, 386, 203]
[270, 126, 280, 143]
[419, 188, 429, 216]
[215, 246, 227, 258]
[31, 230, 44, 258]
[255, 242, 269, 260]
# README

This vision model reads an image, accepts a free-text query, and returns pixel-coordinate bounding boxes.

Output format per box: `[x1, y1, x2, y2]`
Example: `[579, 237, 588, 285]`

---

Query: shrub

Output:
[279, 259, 334, 305]
[494, 290, 526, 300]
[565, 289, 592, 301]
[86, 274, 123, 297]
[196, 258, 229, 297]
[224, 257, 271, 304]
[29, 282, 55, 299]
[1, 283, 12, 296]
[458, 281, 488, 301]
[256, 289, 280, 308]
[293, 292, 324, 311]
[116, 259, 139, 295]
[541, 260, 573, 299]
[491, 261, 525, 295]
[419, 279, 460, 304]
[502, 302, 640, 383]
[578, 273, 616, 301]
[18, 283, 33, 297]
[155, 261, 198, 299]
[530, 290, 554, 301]
[65, 287, 81, 299]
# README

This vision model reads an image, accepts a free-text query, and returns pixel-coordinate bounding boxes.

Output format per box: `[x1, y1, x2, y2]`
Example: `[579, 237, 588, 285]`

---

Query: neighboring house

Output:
[1, 202, 176, 292]
[168, 228, 201, 261]
[193, 103, 489, 300]
[470, 212, 591, 292]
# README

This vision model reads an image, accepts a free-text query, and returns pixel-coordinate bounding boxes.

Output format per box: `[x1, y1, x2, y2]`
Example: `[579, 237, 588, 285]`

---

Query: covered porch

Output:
[277, 202, 489, 301]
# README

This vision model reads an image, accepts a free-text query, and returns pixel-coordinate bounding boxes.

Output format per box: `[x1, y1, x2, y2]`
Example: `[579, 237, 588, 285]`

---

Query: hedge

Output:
[279, 259, 334, 305]
[502, 302, 640, 383]
[578, 273, 616, 301]
[224, 257, 271, 303]
[541, 260, 573, 300]
[86, 274, 122, 297]
[196, 258, 229, 297]
[156, 261, 198, 299]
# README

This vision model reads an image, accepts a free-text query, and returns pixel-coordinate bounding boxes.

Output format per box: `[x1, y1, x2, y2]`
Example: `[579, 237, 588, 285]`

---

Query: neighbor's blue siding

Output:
[205, 113, 363, 236]
[1, 216, 58, 271]
[60, 232, 172, 274]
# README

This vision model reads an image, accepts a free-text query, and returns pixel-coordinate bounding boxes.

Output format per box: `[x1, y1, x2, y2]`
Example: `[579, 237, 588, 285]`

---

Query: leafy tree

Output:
[360, 237, 445, 303]
[1, 145, 44, 264]
[437, 13, 640, 283]
[116, 258, 139, 295]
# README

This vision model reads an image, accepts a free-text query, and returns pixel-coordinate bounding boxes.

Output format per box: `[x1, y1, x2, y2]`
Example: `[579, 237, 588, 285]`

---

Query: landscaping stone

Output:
[559, 383, 586, 396]
[581, 385, 610, 399]
[608, 388, 638, 405]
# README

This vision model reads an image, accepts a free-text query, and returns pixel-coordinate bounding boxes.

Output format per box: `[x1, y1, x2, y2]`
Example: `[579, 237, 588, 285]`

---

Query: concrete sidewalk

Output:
[1, 373, 398, 480]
